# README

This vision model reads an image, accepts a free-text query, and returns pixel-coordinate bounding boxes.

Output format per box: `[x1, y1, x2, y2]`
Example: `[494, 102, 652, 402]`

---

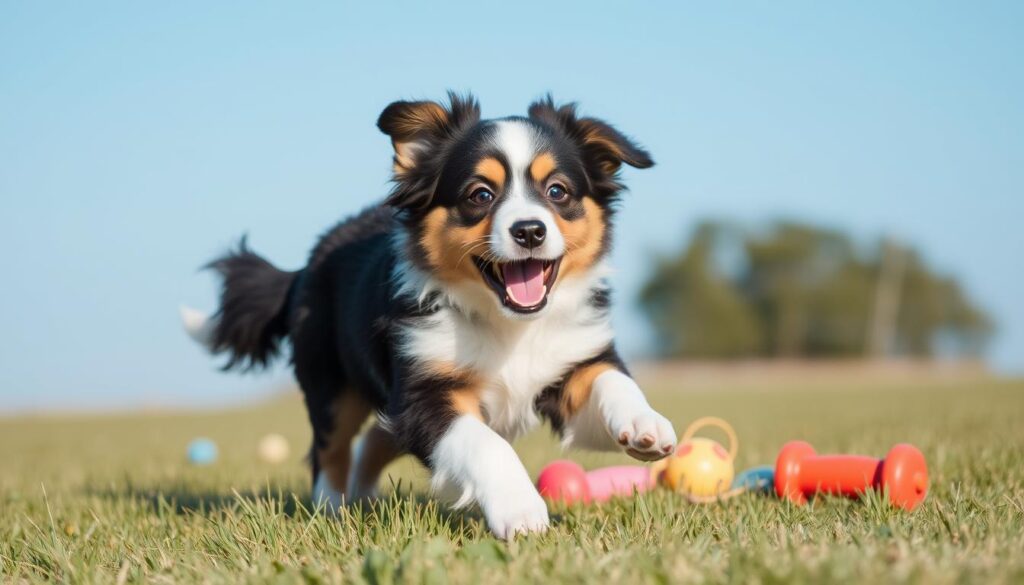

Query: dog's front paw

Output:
[481, 487, 550, 540]
[613, 409, 677, 462]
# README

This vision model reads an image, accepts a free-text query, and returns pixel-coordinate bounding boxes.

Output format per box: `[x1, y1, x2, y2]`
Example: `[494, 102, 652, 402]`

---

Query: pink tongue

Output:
[503, 260, 546, 307]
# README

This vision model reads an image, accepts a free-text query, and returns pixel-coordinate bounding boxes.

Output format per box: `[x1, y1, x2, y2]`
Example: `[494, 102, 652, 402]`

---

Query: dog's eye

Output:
[468, 188, 495, 206]
[546, 184, 569, 202]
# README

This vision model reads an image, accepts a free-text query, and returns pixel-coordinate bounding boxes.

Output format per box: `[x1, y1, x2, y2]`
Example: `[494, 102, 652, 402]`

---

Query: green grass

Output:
[2, 371, 1023, 584]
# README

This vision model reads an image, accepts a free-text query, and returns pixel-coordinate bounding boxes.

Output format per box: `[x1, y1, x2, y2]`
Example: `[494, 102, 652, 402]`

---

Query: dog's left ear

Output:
[528, 96, 654, 177]
[378, 92, 481, 209]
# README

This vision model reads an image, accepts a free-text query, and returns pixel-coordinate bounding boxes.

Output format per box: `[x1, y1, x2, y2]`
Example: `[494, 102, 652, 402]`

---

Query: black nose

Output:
[509, 220, 547, 249]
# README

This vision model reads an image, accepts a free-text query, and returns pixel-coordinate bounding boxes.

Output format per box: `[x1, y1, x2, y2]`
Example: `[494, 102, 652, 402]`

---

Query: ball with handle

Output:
[658, 416, 738, 497]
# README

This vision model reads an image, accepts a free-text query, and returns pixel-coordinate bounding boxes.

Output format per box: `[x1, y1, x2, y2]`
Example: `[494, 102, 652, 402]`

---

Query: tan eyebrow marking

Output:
[529, 152, 557, 183]
[474, 157, 506, 189]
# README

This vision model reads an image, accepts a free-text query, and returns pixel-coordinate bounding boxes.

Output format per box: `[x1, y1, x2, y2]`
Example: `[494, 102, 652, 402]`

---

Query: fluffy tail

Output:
[182, 238, 299, 370]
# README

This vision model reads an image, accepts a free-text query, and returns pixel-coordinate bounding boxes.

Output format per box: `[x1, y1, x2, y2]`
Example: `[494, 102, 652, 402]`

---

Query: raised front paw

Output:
[614, 409, 677, 461]
[482, 487, 550, 540]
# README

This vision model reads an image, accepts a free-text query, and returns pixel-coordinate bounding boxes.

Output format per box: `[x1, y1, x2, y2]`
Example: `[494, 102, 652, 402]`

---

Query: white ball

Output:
[258, 433, 290, 464]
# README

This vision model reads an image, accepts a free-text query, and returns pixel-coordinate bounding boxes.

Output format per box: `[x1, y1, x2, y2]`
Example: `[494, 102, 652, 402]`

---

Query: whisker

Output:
[564, 239, 583, 253]
[455, 241, 490, 268]
[459, 236, 489, 251]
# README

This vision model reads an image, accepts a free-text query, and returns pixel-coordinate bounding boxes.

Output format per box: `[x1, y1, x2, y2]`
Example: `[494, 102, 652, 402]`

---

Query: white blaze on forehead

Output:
[491, 119, 536, 172]
[490, 120, 566, 260]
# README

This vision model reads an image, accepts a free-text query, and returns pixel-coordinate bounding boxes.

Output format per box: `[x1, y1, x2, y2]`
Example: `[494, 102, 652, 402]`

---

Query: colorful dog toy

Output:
[536, 419, 929, 511]
[731, 465, 775, 494]
[258, 433, 290, 464]
[774, 441, 929, 510]
[656, 416, 737, 498]
[536, 460, 656, 504]
[539, 417, 759, 505]
[187, 438, 218, 465]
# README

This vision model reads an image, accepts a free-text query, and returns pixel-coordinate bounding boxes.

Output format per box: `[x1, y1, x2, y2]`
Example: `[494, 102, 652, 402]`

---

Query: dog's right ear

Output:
[378, 92, 480, 209]
[377, 100, 449, 174]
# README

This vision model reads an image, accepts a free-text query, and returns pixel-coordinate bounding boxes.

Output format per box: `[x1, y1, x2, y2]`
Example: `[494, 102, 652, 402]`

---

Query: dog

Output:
[182, 93, 677, 539]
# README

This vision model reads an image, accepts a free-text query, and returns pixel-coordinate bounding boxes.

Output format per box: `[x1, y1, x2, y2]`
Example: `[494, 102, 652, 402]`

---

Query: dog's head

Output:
[380, 92, 653, 318]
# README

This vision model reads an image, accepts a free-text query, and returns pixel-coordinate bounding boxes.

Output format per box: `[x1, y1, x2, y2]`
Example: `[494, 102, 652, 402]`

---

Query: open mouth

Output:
[472, 256, 562, 313]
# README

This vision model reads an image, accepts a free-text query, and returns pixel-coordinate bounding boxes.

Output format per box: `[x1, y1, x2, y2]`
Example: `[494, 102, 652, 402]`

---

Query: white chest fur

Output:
[396, 267, 614, 440]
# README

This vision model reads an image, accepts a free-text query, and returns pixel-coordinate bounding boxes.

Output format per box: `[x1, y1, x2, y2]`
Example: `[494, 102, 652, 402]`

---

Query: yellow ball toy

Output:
[655, 417, 737, 498]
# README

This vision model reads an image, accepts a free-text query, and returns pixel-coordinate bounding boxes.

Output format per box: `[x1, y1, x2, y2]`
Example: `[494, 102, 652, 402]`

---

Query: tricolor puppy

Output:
[183, 94, 677, 539]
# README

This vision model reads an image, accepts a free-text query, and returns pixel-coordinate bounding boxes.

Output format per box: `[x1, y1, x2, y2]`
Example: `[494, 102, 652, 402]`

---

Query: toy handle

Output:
[680, 416, 738, 460]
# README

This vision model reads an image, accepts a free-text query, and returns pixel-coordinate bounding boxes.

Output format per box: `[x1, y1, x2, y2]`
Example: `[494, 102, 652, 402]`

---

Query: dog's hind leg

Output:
[311, 391, 372, 512]
[347, 421, 403, 501]
[291, 288, 373, 512]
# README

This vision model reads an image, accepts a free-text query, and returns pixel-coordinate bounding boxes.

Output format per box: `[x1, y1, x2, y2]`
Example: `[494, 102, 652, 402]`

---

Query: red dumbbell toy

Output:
[774, 441, 928, 510]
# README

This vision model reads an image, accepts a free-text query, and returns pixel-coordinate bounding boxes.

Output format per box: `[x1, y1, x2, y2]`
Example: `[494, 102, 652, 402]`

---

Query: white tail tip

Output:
[180, 305, 218, 350]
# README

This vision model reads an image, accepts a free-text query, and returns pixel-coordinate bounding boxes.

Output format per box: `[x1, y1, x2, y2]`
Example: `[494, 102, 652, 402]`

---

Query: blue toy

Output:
[732, 465, 774, 494]
[187, 438, 218, 465]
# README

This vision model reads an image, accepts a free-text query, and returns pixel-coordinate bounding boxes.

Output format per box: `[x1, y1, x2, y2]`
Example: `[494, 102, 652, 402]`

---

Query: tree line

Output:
[638, 220, 992, 359]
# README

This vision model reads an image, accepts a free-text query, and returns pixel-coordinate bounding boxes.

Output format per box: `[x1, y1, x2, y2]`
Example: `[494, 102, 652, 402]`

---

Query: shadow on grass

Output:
[90, 484, 305, 515]
[86, 482, 490, 537]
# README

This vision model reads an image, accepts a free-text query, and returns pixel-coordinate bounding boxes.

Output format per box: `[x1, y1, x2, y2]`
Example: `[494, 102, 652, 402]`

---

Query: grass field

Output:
[2, 368, 1023, 584]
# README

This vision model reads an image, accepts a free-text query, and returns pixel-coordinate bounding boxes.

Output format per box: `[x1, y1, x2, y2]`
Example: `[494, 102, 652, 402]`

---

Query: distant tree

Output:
[894, 249, 993, 357]
[638, 220, 993, 359]
[640, 223, 762, 358]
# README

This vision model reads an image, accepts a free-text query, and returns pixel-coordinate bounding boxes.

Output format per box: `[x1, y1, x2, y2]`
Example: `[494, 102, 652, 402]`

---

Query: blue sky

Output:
[1, 2, 1021, 412]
